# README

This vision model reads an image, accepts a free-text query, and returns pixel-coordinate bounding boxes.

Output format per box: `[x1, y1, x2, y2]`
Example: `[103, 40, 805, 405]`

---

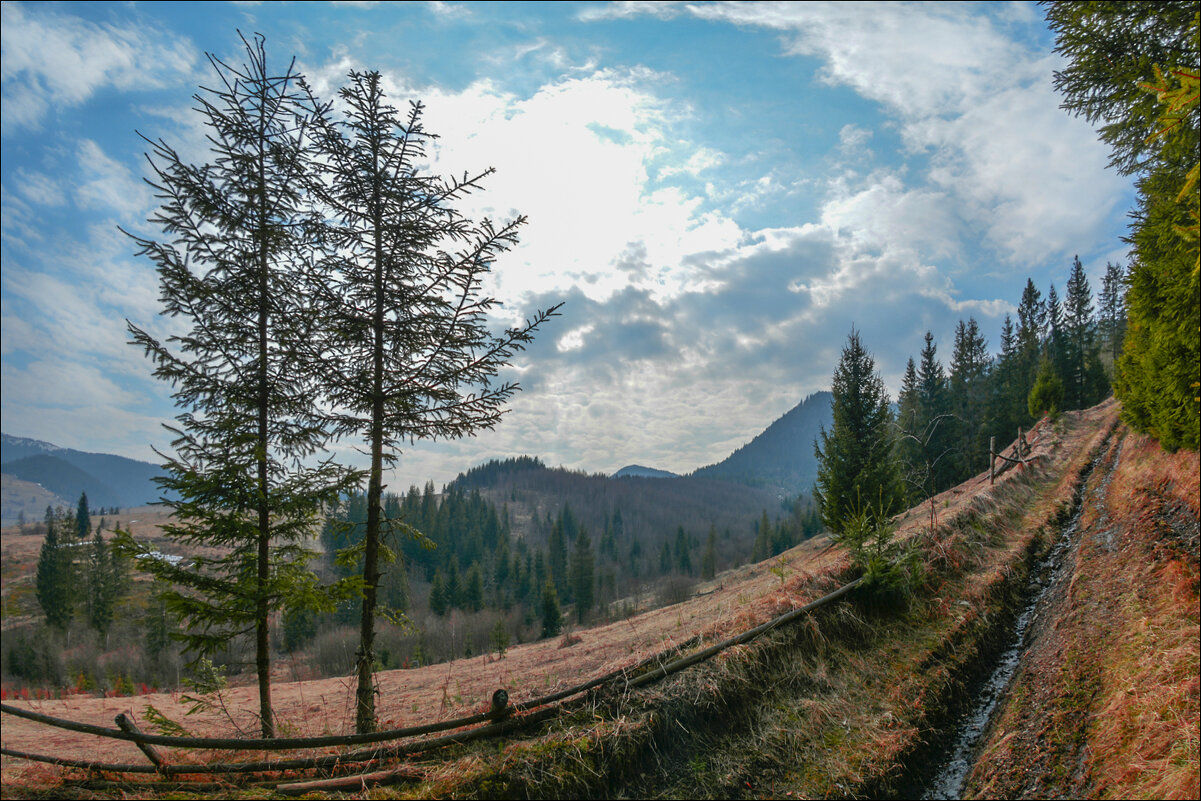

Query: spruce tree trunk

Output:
[255, 136, 275, 740]
[355, 149, 386, 734]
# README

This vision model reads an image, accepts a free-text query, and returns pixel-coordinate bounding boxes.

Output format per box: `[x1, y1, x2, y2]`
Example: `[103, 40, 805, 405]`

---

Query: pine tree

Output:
[627, 539, 642, 578]
[1014, 279, 1046, 424]
[1048, 3, 1199, 451]
[1097, 261, 1128, 373]
[990, 314, 1023, 445]
[121, 34, 357, 737]
[1046, 284, 1071, 391]
[813, 329, 902, 535]
[464, 563, 485, 613]
[895, 357, 922, 500]
[145, 580, 176, 680]
[86, 528, 119, 641]
[568, 528, 595, 623]
[428, 570, 448, 617]
[540, 579, 562, 638]
[673, 526, 693, 575]
[548, 521, 568, 598]
[1029, 356, 1066, 419]
[381, 551, 411, 615]
[75, 492, 91, 545]
[446, 560, 463, 611]
[35, 507, 73, 630]
[751, 511, 770, 563]
[896, 332, 957, 530]
[1064, 255, 1099, 408]
[1046, 2, 1196, 175]
[305, 71, 559, 731]
[916, 331, 955, 492]
[948, 318, 991, 482]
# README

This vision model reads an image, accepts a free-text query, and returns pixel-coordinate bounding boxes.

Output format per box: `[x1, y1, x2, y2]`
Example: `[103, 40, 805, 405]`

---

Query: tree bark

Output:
[355, 124, 386, 734]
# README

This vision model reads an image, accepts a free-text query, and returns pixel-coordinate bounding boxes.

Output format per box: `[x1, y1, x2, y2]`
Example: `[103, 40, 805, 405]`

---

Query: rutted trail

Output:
[921, 431, 1111, 799]
[961, 424, 1199, 800]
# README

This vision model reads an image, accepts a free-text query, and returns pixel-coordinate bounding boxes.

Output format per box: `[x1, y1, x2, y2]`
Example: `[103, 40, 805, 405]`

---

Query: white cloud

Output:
[427, 1, 473, 20]
[305, 62, 747, 307]
[1, 2, 197, 132]
[821, 171, 959, 261]
[658, 146, 725, 178]
[615, 1, 1131, 267]
[74, 140, 154, 219]
[13, 169, 66, 206]
[837, 123, 873, 154]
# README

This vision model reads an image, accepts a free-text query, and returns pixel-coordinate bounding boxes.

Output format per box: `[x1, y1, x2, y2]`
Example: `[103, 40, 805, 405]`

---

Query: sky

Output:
[1, 1, 1135, 491]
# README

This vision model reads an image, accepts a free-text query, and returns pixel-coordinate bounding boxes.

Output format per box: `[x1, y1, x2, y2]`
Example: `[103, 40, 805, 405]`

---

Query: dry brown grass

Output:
[1, 400, 1145, 799]
[966, 423, 1199, 801]
[1084, 431, 1199, 800]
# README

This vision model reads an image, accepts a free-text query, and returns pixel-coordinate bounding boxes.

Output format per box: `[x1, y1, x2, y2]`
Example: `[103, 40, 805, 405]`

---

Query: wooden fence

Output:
[1, 577, 863, 793]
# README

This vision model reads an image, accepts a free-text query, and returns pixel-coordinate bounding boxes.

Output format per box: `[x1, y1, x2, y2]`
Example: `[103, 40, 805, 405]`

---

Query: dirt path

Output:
[965, 425, 1199, 799]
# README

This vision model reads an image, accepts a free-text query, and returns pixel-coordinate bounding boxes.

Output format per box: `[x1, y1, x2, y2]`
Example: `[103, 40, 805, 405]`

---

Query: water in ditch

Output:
[920, 458, 1101, 800]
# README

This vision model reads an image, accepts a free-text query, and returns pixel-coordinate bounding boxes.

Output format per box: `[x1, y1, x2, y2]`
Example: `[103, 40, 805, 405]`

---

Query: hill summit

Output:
[612, 465, 678, 479]
[690, 391, 832, 497]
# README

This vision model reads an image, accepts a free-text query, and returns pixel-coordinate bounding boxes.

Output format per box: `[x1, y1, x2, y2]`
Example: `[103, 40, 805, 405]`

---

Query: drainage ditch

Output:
[916, 441, 1110, 800]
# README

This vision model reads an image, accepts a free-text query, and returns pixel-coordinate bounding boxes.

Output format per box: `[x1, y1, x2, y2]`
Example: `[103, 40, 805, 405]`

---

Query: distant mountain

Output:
[691, 391, 833, 498]
[0, 433, 166, 511]
[0, 434, 64, 463]
[613, 465, 678, 479]
[453, 458, 781, 551]
[1, 454, 123, 510]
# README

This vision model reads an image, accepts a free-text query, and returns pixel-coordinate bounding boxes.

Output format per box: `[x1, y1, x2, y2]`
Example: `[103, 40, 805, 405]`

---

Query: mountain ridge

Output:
[1, 433, 166, 522]
[690, 390, 832, 497]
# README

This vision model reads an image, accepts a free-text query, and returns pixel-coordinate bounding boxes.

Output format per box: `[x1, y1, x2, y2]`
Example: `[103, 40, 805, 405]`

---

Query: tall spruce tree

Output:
[896, 332, 956, 529]
[813, 329, 902, 535]
[1064, 255, 1098, 408]
[916, 331, 955, 492]
[895, 357, 921, 499]
[86, 528, 118, 641]
[1048, 3, 1199, 451]
[948, 318, 991, 482]
[305, 71, 560, 733]
[540, 579, 562, 638]
[548, 520, 568, 599]
[121, 34, 356, 737]
[990, 314, 1023, 445]
[1046, 283, 1071, 391]
[569, 527, 595, 623]
[1015, 278, 1046, 425]
[1097, 262, 1128, 373]
[35, 506, 73, 631]
[75, 492, 91, 544]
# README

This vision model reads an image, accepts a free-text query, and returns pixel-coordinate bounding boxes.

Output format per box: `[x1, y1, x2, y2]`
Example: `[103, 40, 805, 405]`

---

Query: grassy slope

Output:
[392, 402, 1124, 799]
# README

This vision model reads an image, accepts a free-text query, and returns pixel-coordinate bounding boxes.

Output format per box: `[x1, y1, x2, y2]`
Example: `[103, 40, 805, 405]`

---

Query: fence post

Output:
[116, 713, 166, 774]
[989, 436, 996, 485]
